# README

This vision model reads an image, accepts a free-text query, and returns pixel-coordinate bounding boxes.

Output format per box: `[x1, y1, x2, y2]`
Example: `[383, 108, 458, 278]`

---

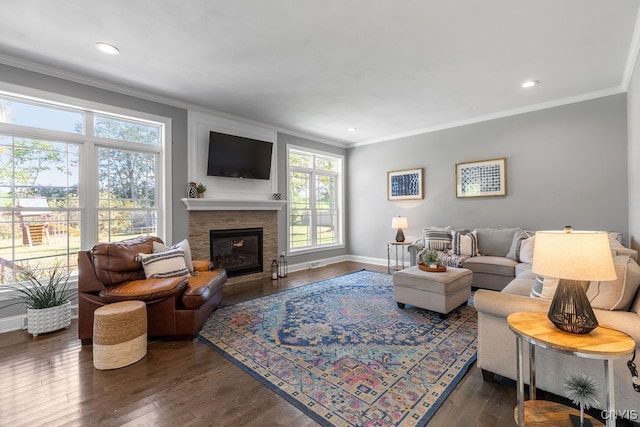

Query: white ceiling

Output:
[1, 0, 639, 146]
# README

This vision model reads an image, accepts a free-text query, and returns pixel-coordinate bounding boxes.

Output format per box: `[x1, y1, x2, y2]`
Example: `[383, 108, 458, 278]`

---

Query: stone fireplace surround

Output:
[183, 199, 285, 285]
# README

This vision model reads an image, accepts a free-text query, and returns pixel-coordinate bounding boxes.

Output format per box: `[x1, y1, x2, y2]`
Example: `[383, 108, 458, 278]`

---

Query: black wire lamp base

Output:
[547, 279, 598, 334]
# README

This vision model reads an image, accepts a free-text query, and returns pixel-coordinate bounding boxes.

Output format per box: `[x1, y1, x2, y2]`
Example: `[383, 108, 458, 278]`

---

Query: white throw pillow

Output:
[518, 235, 535, 264]
[153, 239, 194, 273]
[587, 256, 640, 311]
[137, 249, 190, 279]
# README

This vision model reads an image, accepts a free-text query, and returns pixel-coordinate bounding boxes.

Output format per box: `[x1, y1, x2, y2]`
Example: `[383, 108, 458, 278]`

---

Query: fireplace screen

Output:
[210, 228, 263, 278]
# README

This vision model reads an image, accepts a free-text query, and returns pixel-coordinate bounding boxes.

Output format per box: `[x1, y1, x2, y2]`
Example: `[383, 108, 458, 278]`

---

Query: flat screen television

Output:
[207, 131, 273, 180]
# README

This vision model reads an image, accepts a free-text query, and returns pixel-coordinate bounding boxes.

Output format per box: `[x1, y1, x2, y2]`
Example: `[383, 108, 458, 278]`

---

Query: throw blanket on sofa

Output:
[419, 250, 469, 268]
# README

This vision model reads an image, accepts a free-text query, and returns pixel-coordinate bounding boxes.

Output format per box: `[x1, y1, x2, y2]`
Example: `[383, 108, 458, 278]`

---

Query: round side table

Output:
[507, 311, 635, 427]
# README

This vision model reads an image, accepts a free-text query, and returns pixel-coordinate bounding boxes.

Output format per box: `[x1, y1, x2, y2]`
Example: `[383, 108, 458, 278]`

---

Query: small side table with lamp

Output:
[509, 226, 636, 427]
[388, 216, 411, 274]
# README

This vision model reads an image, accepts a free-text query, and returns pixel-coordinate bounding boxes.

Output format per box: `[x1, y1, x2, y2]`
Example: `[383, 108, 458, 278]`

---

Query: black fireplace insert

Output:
[210, 227, 263, 278]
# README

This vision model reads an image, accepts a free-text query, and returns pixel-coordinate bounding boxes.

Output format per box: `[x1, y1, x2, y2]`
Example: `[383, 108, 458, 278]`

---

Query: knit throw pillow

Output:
[423, 226, 452, 250]
[452, 230, 478, 256]
[137, 249, 190, 279]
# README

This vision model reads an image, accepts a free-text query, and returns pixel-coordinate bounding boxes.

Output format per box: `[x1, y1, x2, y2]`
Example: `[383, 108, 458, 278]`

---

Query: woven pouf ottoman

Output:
[93, 300, 147, 370]
[392, 266, 473, 318]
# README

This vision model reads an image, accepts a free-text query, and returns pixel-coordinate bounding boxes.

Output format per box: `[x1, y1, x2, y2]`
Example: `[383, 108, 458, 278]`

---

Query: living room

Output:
[1, 1, 640, 426]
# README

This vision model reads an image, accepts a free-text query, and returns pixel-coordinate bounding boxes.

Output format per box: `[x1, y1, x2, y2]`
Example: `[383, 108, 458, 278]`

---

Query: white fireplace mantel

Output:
[181, 198, 287, 211]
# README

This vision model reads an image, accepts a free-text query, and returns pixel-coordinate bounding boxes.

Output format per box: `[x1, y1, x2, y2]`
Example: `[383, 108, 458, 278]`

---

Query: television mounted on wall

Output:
[207, 131, 273, 180]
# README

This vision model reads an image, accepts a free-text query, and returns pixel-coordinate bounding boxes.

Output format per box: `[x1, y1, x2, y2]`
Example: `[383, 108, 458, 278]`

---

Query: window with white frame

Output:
[0, 91, 170, 283]
[287, 146, 343, 253]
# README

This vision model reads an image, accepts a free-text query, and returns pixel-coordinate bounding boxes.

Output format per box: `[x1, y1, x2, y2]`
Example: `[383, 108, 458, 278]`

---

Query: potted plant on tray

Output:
[419, 250, 446, 272]
[1, 263, 75, 337]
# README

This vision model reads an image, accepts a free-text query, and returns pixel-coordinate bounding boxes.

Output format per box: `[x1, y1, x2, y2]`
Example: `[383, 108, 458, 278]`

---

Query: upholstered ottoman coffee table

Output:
[392, 266, 473, 317]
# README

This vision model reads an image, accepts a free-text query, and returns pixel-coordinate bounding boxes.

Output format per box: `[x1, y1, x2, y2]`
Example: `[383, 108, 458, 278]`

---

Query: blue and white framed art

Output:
[456, 158, 506, 198]
[387, 168, 423, 201]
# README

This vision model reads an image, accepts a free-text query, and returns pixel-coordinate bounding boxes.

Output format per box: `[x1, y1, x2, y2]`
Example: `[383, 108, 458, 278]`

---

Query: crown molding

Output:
[622, 4, 640, 90]
[350, 86, 626, 147]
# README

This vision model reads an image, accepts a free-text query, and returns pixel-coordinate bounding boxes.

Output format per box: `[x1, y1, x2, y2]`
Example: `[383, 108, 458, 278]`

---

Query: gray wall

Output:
[348, 94, 628, 261]
[0, 63, 190, 245]
[628, 54, 640, 252]
[277, 133, 348, 265]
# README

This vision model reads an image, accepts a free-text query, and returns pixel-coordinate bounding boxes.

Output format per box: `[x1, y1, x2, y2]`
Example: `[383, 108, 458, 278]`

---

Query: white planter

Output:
[27, 301, 72, 337]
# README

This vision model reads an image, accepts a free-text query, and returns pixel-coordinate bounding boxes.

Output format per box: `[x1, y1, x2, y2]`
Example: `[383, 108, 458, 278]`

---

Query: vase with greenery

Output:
[1, 263, 75, 337]
[196, 183, 207, 198]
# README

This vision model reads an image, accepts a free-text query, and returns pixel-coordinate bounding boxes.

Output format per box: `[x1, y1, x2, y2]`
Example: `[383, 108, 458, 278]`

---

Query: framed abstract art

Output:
[387, 168, 423, 201]
[455, 158, 507, 198]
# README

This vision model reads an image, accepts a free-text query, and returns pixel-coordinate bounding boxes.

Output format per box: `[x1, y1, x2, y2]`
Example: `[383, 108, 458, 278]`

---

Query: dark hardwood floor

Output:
[0, 261, 581, 426]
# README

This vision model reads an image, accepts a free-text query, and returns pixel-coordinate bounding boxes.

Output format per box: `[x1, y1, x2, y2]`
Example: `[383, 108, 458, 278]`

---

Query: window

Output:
[287, 146, 343, 253]
[0, 91, 170, 283]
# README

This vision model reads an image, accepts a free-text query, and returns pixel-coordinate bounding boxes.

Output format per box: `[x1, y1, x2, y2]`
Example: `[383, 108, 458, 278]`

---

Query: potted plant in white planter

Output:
[196, 183, 207, 198]
[1, 263, 75, 337]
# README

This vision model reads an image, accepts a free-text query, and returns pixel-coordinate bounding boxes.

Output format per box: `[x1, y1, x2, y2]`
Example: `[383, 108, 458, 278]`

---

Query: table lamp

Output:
[532, 226, 616, 334]
[391, 216, 408, 242]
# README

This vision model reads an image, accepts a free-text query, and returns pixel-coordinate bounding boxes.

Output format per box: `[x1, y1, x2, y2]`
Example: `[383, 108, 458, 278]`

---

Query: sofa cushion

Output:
[422, 226, 452, 250]
[99, 277, 187, 302]
[452, 230, 478, 256]
[153, 239, 194, 273]
[91, 236, 163, 286]
[502, 272, 536, 297]
[474, 228, 518, 256]
[137, 249, 190, 279]
[463, 256, 517, 277]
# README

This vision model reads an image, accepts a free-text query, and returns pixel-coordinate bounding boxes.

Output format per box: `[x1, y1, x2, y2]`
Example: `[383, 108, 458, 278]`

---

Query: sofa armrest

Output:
[407, 237, 425, 266]
[475, 289, 640, 346]
[475, 289, 551, 318]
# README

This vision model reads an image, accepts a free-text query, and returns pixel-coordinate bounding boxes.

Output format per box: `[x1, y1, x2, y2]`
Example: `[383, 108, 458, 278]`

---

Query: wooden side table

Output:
[387, 240, 413, 274]
[507, 312, 635, 427]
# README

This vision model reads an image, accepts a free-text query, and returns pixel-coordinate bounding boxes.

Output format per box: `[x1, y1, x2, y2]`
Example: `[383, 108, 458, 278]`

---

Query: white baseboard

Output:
[288, 254, 350, 273]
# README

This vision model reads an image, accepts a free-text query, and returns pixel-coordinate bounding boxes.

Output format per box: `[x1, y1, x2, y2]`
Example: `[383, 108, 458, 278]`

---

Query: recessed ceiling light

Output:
[347, 127, 357, 132]
[95, 42, 120, 55]
[521, 80, 539, 88]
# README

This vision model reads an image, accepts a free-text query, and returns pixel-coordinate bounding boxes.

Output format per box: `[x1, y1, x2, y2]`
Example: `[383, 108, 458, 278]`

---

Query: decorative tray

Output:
[418, 263, 447, 272]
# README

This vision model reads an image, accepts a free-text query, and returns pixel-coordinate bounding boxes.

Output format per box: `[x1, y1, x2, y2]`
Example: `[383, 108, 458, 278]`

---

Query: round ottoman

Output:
[93, 300, 147, 370]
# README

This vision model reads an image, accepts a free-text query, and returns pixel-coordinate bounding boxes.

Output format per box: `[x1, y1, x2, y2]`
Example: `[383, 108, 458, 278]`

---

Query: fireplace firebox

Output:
[210, 228, 263, 278]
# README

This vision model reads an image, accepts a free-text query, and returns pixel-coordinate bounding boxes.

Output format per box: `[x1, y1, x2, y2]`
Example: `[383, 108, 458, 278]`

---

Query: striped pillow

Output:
[506, 230, 532, 262]
[452, 230, 478, 256]
[422, 226, 452, 250]
[137, 249, 190, 279]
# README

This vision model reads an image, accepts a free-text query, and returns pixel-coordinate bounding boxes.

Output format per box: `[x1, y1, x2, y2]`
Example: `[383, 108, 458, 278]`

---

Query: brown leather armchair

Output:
[78, 236, 226, 344]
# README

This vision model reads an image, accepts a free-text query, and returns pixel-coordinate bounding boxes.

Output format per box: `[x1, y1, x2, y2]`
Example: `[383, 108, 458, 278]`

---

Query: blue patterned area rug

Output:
[198, 270, 477, 427]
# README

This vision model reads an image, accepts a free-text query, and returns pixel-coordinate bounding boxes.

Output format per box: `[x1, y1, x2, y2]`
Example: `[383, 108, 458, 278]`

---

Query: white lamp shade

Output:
[532, 230, 616, 281]
[391, 217, 408, 229]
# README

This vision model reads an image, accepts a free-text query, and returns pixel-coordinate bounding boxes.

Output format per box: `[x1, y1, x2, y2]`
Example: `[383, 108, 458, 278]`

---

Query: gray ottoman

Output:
[392, 266, 473, 316]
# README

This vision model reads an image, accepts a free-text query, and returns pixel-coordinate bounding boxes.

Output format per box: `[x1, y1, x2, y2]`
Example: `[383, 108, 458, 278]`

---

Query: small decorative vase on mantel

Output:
[186, 182, 198, 198]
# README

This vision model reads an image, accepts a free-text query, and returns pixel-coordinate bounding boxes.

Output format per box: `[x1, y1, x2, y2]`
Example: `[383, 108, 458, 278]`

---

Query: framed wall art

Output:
[455, 158, 506, 198]
[387, 168, 423, 201]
